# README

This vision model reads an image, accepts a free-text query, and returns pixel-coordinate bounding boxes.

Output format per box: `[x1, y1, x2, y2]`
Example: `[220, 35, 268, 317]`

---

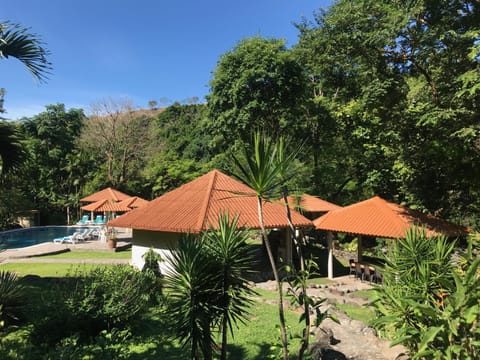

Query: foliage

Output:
[203, 213, 257, 360]
[231, 131, 291, 360]
[142, 247, 163, 277]
[164, 236, 219, 359]
[0, 271, 26, 329]
[207, 37, 308, 147]
[285, 258, 338, 358]
[18, 104, 86, 223]
[31, 265, 157, 345]
[0, 121, 25, 177]
[0, 21, 51, 83]
[371, 228, 480, 358]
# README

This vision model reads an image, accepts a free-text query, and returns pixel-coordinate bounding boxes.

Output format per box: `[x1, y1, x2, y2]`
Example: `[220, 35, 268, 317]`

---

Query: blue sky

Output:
[2, 0, 331, 120]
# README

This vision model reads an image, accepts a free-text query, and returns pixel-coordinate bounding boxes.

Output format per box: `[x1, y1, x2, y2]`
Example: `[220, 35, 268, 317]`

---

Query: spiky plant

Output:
[0, 270, 26, 328]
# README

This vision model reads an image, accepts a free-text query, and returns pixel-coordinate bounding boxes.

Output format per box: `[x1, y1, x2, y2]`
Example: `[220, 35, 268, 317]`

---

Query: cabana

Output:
[285, 193, 341, 220]
[108, 169, 313, 271]
[314, 196, 470, 279]
[80, 187, 131, 203]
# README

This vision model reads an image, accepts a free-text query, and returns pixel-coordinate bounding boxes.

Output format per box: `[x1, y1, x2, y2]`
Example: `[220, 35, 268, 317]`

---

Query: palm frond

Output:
[0, 21, 52, 82]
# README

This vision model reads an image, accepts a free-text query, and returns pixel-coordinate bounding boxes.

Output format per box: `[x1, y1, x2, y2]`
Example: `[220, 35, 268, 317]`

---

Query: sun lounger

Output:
[53, 231, 81, 244]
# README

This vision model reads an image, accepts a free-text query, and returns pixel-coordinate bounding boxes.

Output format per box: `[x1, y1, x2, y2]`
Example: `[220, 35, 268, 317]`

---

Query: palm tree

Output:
[0, 21, 51, 176]
[232, 132, 290, 360]
[0, 21, 52, 83]
[203, 212, 256, 360]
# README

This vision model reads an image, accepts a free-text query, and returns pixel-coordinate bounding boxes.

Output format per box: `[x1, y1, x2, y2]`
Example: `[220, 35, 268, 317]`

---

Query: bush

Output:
[32, 265, 158, 345]
[0, 270, 26, 329]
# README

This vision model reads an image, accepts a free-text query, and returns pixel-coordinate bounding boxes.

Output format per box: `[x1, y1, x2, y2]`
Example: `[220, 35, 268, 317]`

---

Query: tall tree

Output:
[79, 98, 153, 189]
[207, 37, 308, 147]
[20, 104, 85, 222]
[295, 0, 480, 221]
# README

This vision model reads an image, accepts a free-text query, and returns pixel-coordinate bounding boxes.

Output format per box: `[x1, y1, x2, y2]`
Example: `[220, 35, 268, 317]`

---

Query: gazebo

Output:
[80, 188, 147, 221]
[108, 169, 313, 270]
[314, 196, 470, 279]
[285, 193, 341, 220]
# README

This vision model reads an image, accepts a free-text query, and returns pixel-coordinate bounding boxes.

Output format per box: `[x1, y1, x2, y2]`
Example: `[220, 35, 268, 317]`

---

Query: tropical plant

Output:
[203, 212, 256, 360]
[232, 131, 290, 360]
[0, 270, 26, 329]
[165, 236, 219, 360]
[0, 21, 51, 82]
[371, 228, 480, 358]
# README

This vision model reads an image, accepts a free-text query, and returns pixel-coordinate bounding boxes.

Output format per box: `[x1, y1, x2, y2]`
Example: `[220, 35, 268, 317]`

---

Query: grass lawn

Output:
[335, 303, 376, 325]
[0, 262, 111, 277]
[38, 249, 132, 259]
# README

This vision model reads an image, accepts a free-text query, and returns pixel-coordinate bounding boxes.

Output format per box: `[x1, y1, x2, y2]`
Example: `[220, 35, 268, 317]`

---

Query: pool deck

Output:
[0, 232, 132, 264]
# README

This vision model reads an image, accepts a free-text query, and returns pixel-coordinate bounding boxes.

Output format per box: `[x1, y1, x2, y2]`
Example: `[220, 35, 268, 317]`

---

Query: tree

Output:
[207, 37, 308, 147]
[20, 104, 85, 223]
[0, 121, 25, 177]
[79, 98, 153, 189]
[231, 132, 290, 360]
[295, 0, 480, 221]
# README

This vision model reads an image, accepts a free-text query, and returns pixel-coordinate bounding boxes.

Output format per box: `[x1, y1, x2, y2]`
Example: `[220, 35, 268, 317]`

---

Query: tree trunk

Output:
[257, 197, 289, 360]
[280, 188, 310, 360]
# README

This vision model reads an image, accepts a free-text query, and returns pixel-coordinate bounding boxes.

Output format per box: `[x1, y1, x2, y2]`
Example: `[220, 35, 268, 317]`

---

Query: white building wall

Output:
[131, 229, 181, 274]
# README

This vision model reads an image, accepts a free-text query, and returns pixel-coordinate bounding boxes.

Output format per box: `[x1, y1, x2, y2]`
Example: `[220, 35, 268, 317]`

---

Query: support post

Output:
[327, 231, 334, 280]
[357, 235, 363, 262]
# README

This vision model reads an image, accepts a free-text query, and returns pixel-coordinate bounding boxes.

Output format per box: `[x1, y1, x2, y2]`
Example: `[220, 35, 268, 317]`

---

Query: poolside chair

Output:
[76, 215, 89, 225]
[95, 215, 105, 225]
[53, 231, 81, 244]
[77, 229, 93, 242]
[363, 266, 373, 283]
[349, 259, 356, 277]
[355, 262, 363, 281]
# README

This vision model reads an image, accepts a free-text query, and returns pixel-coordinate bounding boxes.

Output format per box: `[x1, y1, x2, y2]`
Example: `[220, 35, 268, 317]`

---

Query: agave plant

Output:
[0, 270, 26, 328]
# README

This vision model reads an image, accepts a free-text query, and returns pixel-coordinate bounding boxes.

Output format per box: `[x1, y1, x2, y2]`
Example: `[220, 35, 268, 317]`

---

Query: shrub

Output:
[0, 270, 26, 329]
[32, 265, 157, 345]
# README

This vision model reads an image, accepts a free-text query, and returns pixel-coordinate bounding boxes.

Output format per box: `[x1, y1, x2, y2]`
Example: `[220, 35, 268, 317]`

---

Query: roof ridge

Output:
[195, 170, 218, 230]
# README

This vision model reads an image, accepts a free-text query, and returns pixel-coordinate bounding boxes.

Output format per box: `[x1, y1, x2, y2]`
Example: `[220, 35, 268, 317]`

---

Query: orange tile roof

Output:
[285, 193, 341, 213]
[80, 187, 131, 203]
[118, 196, 149, 209]
[81, 199, 131, 212]
[108, 169, 313, 233]
[314, 196, 469, 238]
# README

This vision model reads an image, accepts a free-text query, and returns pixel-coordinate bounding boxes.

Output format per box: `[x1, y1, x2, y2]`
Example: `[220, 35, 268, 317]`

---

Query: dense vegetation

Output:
[1, 0, 479, 230]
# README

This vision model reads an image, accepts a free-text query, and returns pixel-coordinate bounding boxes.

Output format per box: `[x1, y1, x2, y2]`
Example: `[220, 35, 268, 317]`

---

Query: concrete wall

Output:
[131, 229, 181, 273]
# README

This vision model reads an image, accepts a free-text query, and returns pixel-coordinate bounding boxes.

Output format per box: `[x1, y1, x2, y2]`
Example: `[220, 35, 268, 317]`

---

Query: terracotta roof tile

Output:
[81, 199, 131, 212]
[286, 194, 341, 213]
[313, 196, 470, 238]
[80, 187, 131, 203]
[118, 196, 149, 209]
[108, 169, 313, 233]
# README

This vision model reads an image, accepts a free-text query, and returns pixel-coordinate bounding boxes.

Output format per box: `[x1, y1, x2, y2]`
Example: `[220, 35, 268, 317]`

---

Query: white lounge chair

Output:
[53, 231, 81, 244]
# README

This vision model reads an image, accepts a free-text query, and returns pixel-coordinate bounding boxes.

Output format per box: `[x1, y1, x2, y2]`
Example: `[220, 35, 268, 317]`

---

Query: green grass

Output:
[38, 249, 132, 259]
[350, 288, 379, 301]
[335, 303, 376, 325]
[0, 263, 112, 277]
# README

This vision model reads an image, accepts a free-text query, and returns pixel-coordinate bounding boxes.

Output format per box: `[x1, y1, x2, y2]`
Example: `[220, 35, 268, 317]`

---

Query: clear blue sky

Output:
[2, 0, 331, 120]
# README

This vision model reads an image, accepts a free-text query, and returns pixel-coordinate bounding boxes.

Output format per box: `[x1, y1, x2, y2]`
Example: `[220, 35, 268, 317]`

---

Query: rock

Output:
[361, 327, 377, 336]
[395, 353, 410, 360]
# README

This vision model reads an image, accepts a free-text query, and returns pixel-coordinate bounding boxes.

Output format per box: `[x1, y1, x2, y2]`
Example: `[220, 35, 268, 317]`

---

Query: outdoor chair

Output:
[355, 262, 363, 280]
[373, 270, 383, 285]
[349, 259, 356, 277]
[363, 266, 373, 283]
[53, 231, 81, 244]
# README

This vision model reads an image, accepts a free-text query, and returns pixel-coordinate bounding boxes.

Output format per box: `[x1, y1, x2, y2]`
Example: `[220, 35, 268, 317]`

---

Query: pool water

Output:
[0, 226, 95, 250]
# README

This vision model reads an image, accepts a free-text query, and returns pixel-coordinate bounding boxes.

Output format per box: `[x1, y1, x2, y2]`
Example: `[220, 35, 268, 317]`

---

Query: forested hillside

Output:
[1, 0, 479, 228]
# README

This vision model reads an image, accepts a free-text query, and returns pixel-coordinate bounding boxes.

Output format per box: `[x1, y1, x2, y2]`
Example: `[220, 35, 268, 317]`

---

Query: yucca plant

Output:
[165, 236, 219, 360]
[0, 270, 26, 329]
[203, 212, 257, 360]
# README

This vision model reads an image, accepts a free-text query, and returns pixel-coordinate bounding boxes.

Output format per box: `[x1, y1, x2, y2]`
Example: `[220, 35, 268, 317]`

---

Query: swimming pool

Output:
[0, 226, 97, 250]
